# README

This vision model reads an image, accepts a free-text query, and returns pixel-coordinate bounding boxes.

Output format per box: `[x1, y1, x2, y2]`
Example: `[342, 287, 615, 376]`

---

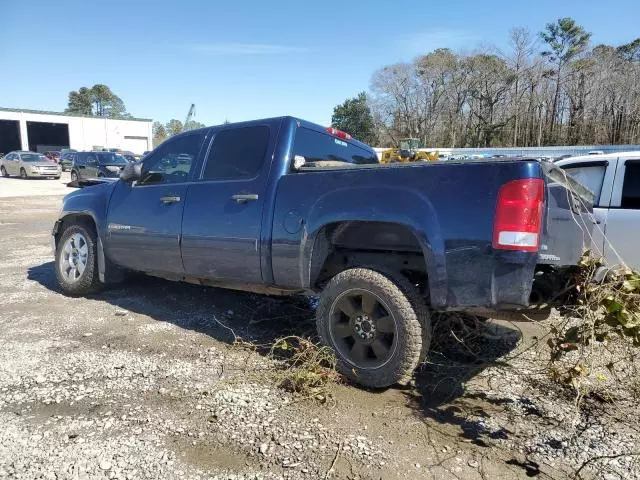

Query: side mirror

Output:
[120, 162, 142, 182]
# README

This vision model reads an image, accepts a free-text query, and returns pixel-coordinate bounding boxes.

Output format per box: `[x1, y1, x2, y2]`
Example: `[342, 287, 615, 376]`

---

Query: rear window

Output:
[293, 127, 378, 165]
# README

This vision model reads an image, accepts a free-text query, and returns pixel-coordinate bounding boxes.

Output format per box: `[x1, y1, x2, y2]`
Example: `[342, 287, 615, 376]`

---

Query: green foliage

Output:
[331, 92, 377, 145]
[550, 253, 640, 363]
[65, 84, 128, 118]
[165, 119, 184, 137]
[616, 38, 640, 62]
[540, 17, 591, 67]
[152, 121, 167, 147]
[184, 120, 206, 131]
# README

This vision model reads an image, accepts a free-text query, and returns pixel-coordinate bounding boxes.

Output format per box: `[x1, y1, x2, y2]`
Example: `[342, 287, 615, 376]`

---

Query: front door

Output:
[181, 124, 276, 283]
[105, 132, 207, 274]
[604, 158, 640, 269]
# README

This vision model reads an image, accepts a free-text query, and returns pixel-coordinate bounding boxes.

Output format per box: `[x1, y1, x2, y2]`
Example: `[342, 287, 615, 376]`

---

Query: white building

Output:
[0, 107, 153, 155]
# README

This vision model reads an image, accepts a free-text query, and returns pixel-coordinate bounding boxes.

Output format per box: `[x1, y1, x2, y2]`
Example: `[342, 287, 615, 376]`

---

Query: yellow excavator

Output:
[380, 138, 439, 163]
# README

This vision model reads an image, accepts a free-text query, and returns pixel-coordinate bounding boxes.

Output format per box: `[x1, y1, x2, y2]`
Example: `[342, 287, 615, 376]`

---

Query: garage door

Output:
[121, 136, 148, 154]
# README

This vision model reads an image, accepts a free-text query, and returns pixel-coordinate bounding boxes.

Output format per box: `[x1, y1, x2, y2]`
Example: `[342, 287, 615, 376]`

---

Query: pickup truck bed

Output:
[52, 116, 593, 388]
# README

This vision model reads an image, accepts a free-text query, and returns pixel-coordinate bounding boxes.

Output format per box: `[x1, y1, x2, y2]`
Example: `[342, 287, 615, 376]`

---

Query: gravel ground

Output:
[0, 187, 638, 479]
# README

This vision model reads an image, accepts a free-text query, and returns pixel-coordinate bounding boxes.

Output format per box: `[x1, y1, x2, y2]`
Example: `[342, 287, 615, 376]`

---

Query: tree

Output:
[165, 119, 184, 137]
[65, 84, 128, 118]
[66, 87, 93, 116]
[331, 92, 377, 145]
[152, 121, 167, 147]
[184, 120, 206, 131]
[539, 18, 591, 141]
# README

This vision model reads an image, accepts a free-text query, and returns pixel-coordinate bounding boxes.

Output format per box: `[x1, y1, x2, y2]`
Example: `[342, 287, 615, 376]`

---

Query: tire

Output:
[20, 168, 27, 179]
[316, 267, 431, 388]
[0, 166, 8, 177]
[55, 223, 101, 295]
[54, 176, 61, 180]
[70, 170, 78, 182]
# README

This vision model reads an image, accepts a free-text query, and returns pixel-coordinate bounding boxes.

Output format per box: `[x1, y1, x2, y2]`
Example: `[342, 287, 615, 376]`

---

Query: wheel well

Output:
[310, 221, 429, 296]
[55, 214, 97, 247]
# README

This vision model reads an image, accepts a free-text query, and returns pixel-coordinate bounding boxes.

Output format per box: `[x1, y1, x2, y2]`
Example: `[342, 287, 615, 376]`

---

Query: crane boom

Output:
[183, 104, 196, 131]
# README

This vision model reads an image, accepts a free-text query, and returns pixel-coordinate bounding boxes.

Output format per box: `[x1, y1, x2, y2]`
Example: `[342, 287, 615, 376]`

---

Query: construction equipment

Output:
[183, 104, 196, 132]
[380, 138, 439, 163]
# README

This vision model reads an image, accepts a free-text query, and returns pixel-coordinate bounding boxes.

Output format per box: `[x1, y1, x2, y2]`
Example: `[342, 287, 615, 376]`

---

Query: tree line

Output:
[332, 18, 640, 148]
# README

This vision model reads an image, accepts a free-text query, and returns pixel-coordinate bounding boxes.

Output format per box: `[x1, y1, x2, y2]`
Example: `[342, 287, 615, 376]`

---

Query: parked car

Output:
[1, 150, 61, 179]
[556, 152, 640, 269]
[59, 152, 75, 171]
[70, 152, 129, 182]
[44, 151, 61, 163]
[52, 116, 594, 388]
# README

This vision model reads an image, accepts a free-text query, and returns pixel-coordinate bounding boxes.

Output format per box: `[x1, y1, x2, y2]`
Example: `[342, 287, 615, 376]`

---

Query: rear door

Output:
[603, 157, 640, 268]
[181, 122, 277, 283]
[84, 153, 99, 178]
[74, 153, 87, 179]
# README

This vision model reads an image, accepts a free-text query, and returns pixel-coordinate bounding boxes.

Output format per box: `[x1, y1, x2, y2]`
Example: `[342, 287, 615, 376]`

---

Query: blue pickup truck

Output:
[52, 116, 594, 387]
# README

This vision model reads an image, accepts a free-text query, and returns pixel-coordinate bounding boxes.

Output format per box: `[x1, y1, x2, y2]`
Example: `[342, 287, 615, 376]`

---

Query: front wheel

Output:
[316, 268, 430, 388]
[20, 168, 27, 179]
[70, 170, 78, 182]
[0, 166, 8, 177]
[55, 223, 101, 295]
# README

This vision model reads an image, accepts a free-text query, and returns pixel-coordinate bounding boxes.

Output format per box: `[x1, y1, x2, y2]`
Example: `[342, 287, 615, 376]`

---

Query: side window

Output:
[139, 133, 204, 185]
[202, 126, 270, 180]
[563, 165, 606, 205]
[621, 162, 640, 209]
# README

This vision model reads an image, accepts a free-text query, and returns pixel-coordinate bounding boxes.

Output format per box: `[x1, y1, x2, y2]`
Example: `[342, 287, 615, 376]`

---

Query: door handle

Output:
[231, 193, 259, 203]
[160, 195, 181, 204]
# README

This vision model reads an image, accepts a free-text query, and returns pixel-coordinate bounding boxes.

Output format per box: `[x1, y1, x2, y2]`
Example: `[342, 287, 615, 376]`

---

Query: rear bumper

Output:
[443, 245, 537, 310]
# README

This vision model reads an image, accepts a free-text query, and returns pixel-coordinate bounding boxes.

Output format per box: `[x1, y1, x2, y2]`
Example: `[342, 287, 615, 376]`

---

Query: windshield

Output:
[97, 153, 128, 165]
[21, 153, 48, 162]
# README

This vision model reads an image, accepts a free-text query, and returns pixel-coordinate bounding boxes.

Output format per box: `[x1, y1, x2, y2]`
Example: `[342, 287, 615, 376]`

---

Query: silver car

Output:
[0, 151, 62, 179]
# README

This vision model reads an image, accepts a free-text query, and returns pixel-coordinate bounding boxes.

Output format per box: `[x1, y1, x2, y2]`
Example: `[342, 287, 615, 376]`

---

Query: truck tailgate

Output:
[539, 161, 595, 266]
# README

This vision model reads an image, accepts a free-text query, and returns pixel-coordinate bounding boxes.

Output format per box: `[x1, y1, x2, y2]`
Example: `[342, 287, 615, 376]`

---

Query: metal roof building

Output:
[0, 107, 153, 155]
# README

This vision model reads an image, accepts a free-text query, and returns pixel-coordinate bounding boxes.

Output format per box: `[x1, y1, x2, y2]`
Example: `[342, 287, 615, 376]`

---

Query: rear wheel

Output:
[316, 267, 430, 388]
[20, 168, 27, 179]
[55, 223, 101, 295]
[70, 170, 78, 182]
[0, 166, 8, 177]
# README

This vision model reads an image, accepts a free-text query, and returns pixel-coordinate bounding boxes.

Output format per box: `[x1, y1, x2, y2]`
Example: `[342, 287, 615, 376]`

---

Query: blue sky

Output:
[1, 0, 638, 126]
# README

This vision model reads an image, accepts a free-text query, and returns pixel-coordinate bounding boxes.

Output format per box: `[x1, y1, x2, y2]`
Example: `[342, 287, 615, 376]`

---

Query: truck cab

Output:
[556, 152, 640, 268]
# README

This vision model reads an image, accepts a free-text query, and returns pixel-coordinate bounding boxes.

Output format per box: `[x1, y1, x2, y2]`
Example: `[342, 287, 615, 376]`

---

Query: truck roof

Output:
[182, 116, 377, 154]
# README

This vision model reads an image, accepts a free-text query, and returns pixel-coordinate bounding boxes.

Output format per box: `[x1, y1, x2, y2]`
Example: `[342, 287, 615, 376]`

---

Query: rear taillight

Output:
[492, 178, 544, 252]
[326, 127, 352, 140]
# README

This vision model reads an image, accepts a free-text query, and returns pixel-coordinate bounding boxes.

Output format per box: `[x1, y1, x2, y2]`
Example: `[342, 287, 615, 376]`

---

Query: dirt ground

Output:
[0, 183, 637, 480]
